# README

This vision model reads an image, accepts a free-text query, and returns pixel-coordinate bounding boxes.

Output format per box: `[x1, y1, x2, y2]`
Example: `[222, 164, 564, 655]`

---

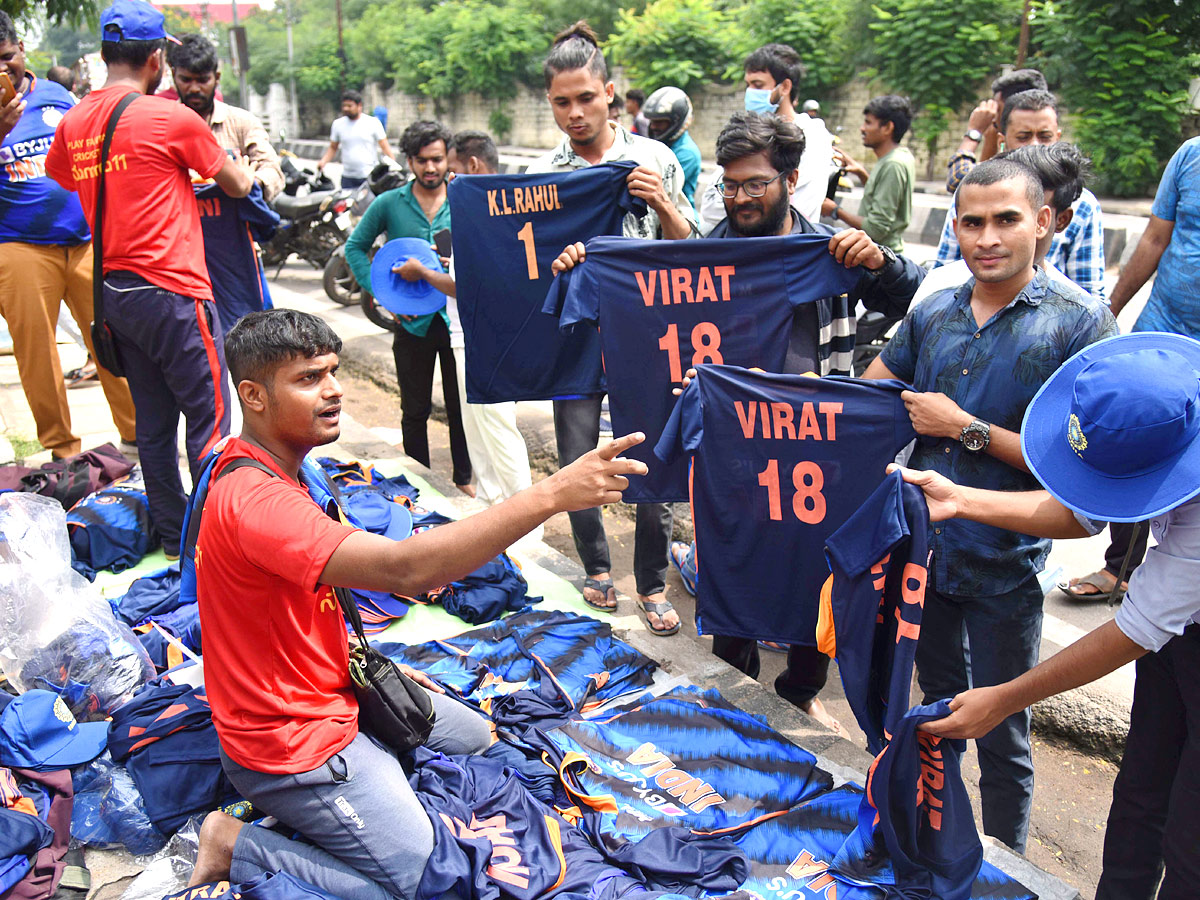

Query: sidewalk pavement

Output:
[0, 307, 1079, 900]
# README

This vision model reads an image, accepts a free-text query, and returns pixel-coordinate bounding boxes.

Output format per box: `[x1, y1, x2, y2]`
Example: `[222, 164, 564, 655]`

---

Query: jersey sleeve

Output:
[654, 381, 703, 463]
[168, 105, 226, 179]
[781, 233, 861, 305]
[44, 125, 76, 192]
[544, 256, 599, 328]
[229, 474, 357, 593]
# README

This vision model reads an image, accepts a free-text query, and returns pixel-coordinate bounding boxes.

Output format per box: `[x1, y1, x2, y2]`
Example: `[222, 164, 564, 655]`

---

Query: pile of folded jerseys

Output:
[66, 466, 157, 581]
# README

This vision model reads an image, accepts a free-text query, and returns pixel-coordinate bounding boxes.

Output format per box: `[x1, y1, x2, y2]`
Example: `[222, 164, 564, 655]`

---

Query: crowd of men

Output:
[2, 0, 1199, 897]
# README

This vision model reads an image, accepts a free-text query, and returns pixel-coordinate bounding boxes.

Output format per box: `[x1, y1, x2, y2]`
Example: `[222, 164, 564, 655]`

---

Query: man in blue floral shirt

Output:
[864, 158, 1116, 853]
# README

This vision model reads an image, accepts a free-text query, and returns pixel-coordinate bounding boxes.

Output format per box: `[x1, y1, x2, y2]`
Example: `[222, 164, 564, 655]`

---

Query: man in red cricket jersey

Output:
[45, 0, 253, 557]
[182, 309, 647, 899]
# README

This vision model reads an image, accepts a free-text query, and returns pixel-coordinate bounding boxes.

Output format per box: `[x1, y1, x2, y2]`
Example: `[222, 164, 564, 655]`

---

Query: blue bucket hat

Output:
[0, 690, 109, 771]
[100, 0, 179, 43]
[370, 238, 448, 317]
[1021, 332, 1200, 522]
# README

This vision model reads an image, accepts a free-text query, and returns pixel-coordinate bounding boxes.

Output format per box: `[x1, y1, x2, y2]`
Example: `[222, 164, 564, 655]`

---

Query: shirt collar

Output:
[955, 265, 1048, 311]
[208, 99, 229, 126]
[550, 121, 634, 168]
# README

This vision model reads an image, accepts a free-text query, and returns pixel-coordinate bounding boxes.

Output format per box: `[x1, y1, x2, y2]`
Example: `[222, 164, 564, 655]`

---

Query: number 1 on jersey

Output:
[516, 221, 538, 280]
[658, 321, 725, 383]
[757, 459, 826, 524]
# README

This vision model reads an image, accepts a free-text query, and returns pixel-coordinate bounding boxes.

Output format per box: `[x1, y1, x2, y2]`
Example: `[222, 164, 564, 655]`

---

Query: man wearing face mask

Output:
[698, 43, 834, 233]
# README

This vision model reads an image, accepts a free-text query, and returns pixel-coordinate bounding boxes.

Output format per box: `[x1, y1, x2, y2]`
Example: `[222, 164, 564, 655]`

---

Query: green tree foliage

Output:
[29, 23, 98, 67]
[1037, 0, 1198, 196]
[728, 0, 851, 98]
[1, 0, 99, 28]
[606, 0, 733, 93]
[868, 0, 1022, 169]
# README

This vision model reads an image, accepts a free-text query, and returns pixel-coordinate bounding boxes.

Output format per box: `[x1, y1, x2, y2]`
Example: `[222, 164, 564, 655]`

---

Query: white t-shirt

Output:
[330, 114, 385, 179]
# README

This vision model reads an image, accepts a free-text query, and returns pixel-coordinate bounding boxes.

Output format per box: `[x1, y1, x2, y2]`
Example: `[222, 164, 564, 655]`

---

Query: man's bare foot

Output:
[456, 483, 477, 498]
[800, 697, 845, 737]
[188, 811, 242, 886]
[582, 574, 618, 611]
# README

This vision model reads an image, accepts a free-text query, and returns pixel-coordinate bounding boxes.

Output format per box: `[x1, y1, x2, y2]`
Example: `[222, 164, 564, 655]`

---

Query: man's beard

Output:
[727, 187, 791, 237]
[184, 93, 215, 117]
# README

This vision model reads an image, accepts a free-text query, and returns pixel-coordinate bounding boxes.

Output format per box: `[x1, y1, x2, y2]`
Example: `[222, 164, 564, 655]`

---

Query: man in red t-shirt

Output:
[45, 0, 253, 557]
[186, 308, 647, 898]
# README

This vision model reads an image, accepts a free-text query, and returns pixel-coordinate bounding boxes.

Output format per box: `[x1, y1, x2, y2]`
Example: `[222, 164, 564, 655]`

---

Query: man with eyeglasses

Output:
[668, 112, 924, 732]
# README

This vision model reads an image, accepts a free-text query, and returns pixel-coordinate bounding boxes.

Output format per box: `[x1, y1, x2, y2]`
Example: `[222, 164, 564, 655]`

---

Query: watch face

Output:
[963, 432, 986, 451]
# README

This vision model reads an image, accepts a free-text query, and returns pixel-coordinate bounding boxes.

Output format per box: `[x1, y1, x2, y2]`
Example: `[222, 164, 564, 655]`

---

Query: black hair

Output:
[742, 43, 805, 105]
[1000, 142, 1089, 215]
[863, 94, 913, 141]
[341, 89, 362, 105]
[956, 157, 1045, 212]
[46, 66, 75, 91]
[225, 309, 342, 387]
[0, 11, 17, 45]
[543, 21, 607, 90]
[452, 129, 498, 172]
[400, 120, 452, 159]
[166, 32, 217, 74]
[715, 111, 805, 174]
[100, 38, 164, 68]
[999, 89, 1058, 135]
[626, 88, 645, 106]
[991, 68, 1047, 102]
[610, 92, 623, 108]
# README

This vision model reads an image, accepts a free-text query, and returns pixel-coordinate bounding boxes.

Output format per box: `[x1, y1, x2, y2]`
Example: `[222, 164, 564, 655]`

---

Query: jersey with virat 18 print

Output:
[544, 233, 861, 503]
[446, 161, 646, 403]
[655, 365, 915, 645]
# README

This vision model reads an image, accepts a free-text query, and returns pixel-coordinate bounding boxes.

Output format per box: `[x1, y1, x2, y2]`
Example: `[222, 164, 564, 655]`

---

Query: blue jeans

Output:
[221, 691, 492, 900]
[915, 572, 1043, 853]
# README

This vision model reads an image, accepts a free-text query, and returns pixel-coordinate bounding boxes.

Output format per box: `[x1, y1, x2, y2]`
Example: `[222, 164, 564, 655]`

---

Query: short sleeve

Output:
[654, 384, 703, 463]
[1150, 143, 1189, 222]
[879, 309, 919, 382]
[373, 118, 386, 141]
[329, 119, 342, 143]
[229, 474, 357, 592]
[549, 257, 599, 328]
[169, 105, 226, 179]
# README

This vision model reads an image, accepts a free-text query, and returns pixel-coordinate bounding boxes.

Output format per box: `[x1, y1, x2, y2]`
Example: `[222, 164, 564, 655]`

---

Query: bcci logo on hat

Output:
[1067, 413, 1087, 458]
[52, 696, 77, 730]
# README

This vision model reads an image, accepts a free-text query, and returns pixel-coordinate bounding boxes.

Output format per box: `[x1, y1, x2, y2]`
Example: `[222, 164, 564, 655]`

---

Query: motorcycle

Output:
[322, 161, 408, 308]
[260, 155, 356, 274]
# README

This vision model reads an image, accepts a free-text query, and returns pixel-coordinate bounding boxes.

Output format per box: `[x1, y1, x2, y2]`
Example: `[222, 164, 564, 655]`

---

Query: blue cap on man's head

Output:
[100, 0, 179, 43]
[0, 690, 109, 771]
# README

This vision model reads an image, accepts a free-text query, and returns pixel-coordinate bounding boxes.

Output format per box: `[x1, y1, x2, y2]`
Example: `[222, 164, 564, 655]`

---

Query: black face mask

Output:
[726, 183, 791, 238]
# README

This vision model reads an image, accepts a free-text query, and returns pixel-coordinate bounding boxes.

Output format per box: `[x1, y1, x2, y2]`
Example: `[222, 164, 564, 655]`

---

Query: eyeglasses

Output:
[716, 171, 788, 199]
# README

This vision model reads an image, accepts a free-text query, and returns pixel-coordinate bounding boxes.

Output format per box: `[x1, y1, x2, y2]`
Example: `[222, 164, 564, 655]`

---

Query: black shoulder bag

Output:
[90, 92, 140, 378]
[215, 458, 436, 753]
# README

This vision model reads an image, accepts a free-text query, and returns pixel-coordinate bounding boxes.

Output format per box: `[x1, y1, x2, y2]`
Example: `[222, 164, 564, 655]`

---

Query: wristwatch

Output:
[964, 128, 984, 143]
[960, 419, 991, 452]
[863, 243, 897, 275]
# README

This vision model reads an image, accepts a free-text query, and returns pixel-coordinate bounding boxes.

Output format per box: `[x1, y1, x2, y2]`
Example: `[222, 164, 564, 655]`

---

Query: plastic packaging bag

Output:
[0, 493, 153, 720]
[72, 752, 167, 856]
[118, 817, 201, 900]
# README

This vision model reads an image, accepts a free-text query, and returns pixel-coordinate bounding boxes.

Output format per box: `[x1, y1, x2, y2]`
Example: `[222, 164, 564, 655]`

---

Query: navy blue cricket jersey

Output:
[833, 700, 985, 900]
[538, 685, 833, 853]
[656, 365, 915, 645]
[447, 162, 646, 402]
[545, 234, 861, 502]
[818, 469, 930, 753]
[194, 181, 279, 335]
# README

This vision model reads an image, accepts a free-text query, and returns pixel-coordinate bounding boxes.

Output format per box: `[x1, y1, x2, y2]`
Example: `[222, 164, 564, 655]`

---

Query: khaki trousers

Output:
[0, 241, 136, 456]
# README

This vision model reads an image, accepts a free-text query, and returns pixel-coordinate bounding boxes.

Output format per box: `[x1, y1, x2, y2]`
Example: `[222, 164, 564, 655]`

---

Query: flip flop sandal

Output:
[581, 576, 618, 613]
[668, 541, 696, 596]
[637, 596, 681, 636]
[1057, 571, 1124, 603]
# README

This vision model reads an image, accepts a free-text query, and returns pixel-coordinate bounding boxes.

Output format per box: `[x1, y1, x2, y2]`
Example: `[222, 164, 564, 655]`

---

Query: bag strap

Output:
[92, 92, 140, 325]
[213, 457, 371, 646]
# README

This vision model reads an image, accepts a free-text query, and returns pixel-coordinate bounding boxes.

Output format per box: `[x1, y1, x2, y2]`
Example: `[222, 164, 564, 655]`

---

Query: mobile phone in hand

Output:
[0, 72, 17, 107]
[434, 228, 452, 260]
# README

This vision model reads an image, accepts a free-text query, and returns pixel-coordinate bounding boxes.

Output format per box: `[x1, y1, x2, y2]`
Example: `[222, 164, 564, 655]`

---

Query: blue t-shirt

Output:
[656, 365, 915, 644]
[819, 469, 929, 754]
[446, 162, 645, 402]
[195, 181, 279, 335]
[0, 77, 89, 244]
[668, 132, 701, 206]
[547, 233, 860, 502]
[1135, 136, 1200, 338]
[879, 268, 1116, 597]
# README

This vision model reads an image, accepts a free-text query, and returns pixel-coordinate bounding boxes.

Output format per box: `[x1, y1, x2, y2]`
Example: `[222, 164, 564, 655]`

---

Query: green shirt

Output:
[345, 181, 451, 336]
[860, 146, 914, 253]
